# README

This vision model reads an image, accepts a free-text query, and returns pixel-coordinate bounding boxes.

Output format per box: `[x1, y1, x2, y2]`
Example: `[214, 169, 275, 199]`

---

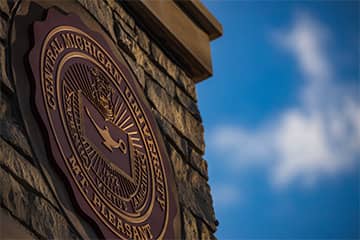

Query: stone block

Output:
[0, 167, 79, 239]
[183, 208, 199, 240]
[0, 1, 9, 16]
[114, 12, 136, 39]
[114, 15, 135, 57]
[146, 79, 204, 152]
[150, 42, 197, 101]
[133, 45, 175, 97]
[0, 16, 7, 41]
[111, 3, 195, 102]
[115, 23, 177, 98]
[153, 110, 188, 158]
[183, 109, 205, 153]
[0, 43, 14, 92]
[0, 208, 38, 240]
[0, 138, 57, 208]
[136, 26, 150, 54]
[151, 70, 175, 98]
[176, 86, 201, 120]
[178, 70, 197, 101]
[189, 168, 216, 231]
[0, 121, 33, 159]
[150, 42, 179, 81]
[77, 0, 116, 41]
[145, 70, 175, 98]
[169, 145, 216, 231]
[105, 0, 135, 29]
[189, 147, 208, 180]
[134, 64, 145, 89]
[122, 50, 145, 89]
[146, 78, 179, 127]
[200, 221, 216, 240]
[0, 93, 32, 158]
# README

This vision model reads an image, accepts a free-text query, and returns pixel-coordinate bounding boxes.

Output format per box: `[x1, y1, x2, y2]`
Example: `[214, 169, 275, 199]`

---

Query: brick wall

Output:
[0, 1, 217, 239]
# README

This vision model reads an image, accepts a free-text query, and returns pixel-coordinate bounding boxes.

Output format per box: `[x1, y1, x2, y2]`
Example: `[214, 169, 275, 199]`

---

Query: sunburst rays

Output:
[63, 63, 92, 97]
[63, 63, 143, 149]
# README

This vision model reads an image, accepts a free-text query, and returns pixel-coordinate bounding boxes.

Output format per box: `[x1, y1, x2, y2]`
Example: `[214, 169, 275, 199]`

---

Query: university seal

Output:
[29, 8, 179, 239]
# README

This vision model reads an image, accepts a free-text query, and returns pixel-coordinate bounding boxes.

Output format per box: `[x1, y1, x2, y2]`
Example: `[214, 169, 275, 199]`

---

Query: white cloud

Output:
[274, 12, 331, 81]
[210, 12, 360, 188]
[211, 125, 274, 168]
[211, 183, 242, 208]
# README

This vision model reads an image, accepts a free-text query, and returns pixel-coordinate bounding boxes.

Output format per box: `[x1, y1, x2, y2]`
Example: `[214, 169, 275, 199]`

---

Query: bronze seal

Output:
[29, 8, 178, 239]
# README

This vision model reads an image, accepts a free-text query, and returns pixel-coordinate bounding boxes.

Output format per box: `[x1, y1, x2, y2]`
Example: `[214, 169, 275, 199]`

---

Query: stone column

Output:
[0, 1, 222, 239]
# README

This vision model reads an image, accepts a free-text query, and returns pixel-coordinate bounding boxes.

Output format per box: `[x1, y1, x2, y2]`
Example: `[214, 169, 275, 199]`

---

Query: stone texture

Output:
[0, 167, 80, 239]
[200, 221, 216, 240]
[146, 68, 175, 98]
[147, 79, 205, 153]
[0, 1, 9, 16]
[0, 43, 14, 92]
[105, 0, 135, 29]
[0, 93, 33, 158]
[0, 121, 33, 158]
[183, 208, 199, 240]
[0, 208, 38, 240]
[0, 1, 217, 238]
[150, 42, 179, 81]
[176, 86, 201, 120]
[189, 147, 208, 180]
[0, 138, 58, 208]
[122, 52, 145, 89]
[115, 13, 136, 39]
[77, 0, 116, 41]
[114, 13, 134, 57]
[0, 16, 7, 41]
[136, 26, 150, 54]
[110, 2, 196, 102]
[150, 42, 197, 101]
[169, 145, 216, 231]
[133, 45, 176, 97]
[153, 110, 188, 158]
[183, 110, 205, 153]
[178, 70, 197, 101]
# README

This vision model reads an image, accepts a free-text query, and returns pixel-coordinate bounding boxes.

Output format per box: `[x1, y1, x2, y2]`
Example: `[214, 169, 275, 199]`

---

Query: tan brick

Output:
[153, 110, 188, 157]
[0, 208, 38, 240]
[169, 145, 216, 231]
[178, 70, 197, 101]
[0, 93, 32, 158]
[114, 15, 135, 57]
[0, 138, 57, 208]
[136, 26, 150, 54]
[189, 147, 208, 180]
[146, 79, 204, 152]
[0, 17, 7, 41]
[77, 0, 116, 41]
[0, 167, 80, 239]
[105, 0, 135, 29]
[183, 208, 199, 240]
[0, 1, 9, 16]
[0, 43, 14, 92]
[200, 221, 216, 240]
[176, 86, 201, 120]
[122, 52, 145, 89]
[150, 42, 178, 80]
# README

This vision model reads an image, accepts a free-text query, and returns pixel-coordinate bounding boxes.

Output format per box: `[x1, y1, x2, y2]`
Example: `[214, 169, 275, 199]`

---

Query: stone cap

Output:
[122, 0, 223, 83]
[175, 0, 222, 40]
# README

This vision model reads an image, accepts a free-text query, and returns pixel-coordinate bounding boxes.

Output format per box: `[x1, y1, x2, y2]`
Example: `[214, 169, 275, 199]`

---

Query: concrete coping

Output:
[123, 0, 223, 83]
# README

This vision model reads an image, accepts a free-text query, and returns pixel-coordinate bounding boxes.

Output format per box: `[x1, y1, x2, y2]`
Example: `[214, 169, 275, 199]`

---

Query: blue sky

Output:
[198, 1, 359, 239]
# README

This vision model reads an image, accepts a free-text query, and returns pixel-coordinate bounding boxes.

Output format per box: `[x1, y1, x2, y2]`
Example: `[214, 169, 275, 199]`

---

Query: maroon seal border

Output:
[27, 7, 180, 240]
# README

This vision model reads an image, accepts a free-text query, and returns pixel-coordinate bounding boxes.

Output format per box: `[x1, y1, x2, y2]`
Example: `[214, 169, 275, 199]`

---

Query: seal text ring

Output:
[29, 9, 178, 239]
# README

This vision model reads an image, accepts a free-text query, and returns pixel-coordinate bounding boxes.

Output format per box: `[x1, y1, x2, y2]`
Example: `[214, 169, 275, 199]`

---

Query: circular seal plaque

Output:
[29, 8, 179, 239]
